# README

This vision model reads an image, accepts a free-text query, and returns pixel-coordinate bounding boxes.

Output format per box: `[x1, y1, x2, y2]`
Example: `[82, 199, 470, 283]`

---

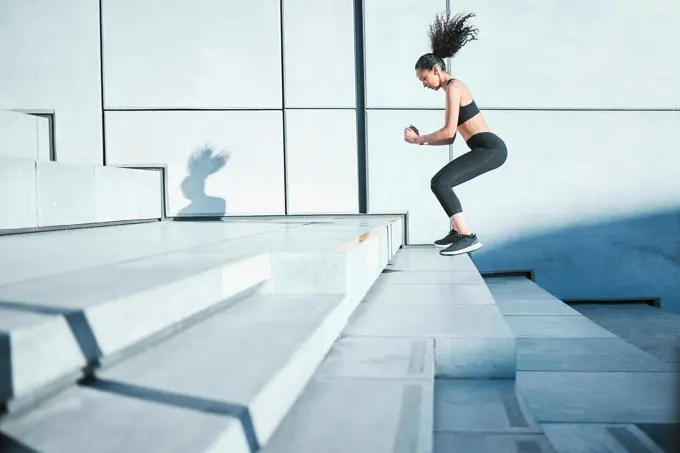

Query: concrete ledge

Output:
[0, 251, 270, 408]
[0, 158, 163, 232]
[0, 158, 38, 230]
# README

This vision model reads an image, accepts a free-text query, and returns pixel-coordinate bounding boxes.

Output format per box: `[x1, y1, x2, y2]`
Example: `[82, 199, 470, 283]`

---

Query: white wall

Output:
[457, 110, 680, 311]
[0, 111, 50, 161]
[447, 0, 680, 109]
[104, 111, 286, 217]
[364, 0, 452, 241]
[364, 0, 447, 108]
[0, 0, 103, 164]
[285, 110, 359, 214]
[366, 110, 450, 244]
[443, 1, 679, 312]
[101, 0, 282, 109]
[283, 0, 356, 108]
[361, 0, 680, 312]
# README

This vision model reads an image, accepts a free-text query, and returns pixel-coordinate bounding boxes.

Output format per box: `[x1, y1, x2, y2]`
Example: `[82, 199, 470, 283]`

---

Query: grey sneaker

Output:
[434, 229, 459, 248]
[439, 233, 483, 256]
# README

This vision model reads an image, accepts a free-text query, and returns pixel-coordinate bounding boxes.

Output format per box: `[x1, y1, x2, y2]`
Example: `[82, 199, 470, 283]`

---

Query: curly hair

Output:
[415, 12, 479, 72]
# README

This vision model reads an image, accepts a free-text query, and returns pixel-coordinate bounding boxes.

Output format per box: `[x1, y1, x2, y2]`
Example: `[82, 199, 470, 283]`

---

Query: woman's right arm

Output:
[425, 136, 456, 146]
[407, 126, 455, 146]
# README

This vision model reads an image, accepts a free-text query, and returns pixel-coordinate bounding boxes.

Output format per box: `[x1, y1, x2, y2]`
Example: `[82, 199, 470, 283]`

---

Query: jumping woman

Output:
[404, 12, 508, 256]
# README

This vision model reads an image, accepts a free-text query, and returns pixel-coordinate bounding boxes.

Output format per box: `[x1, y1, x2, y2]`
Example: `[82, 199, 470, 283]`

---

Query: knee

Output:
[430, 173, 444, 190]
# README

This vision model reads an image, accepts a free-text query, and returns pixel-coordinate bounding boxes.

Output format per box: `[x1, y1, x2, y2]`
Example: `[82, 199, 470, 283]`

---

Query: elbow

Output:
[443, 127, 457, 138]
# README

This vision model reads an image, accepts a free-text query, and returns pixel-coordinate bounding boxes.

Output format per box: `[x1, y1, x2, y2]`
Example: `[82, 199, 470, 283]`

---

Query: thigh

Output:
[434, 147, 504, 188]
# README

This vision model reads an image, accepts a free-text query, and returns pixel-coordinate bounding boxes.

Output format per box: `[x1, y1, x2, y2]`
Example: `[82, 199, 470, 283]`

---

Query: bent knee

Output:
[430, 174, 445, 188]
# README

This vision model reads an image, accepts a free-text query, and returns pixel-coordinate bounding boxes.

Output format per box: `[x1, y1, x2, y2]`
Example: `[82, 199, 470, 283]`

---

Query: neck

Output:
[440, 74, 454, 88]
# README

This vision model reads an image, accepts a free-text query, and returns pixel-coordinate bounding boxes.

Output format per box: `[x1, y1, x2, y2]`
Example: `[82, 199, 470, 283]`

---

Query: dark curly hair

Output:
[415, 12, 479, 72]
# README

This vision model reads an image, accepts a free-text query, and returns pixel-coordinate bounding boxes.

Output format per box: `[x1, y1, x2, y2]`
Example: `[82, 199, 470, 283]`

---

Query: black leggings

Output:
[430, 132, 507, 217]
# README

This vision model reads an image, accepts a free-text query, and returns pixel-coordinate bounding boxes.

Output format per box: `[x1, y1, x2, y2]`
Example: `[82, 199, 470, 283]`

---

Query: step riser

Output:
[2, 254, 271, 410]
[211, 227, 397, 450]
[264, 226, 393, 297]
[7, 318, 84, 402]
[89, 253, 271, 357]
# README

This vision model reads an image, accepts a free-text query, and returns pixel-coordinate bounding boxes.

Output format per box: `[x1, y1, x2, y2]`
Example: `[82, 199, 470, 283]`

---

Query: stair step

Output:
[0, 251, 269, 409]
[0, 292, 353, 453]
[345, 252, 517, 379]
[262, 337, 435, 453]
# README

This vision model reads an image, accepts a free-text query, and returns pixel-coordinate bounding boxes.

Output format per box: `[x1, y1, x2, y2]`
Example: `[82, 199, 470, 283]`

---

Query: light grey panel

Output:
[137, 169, 164, 219]
[364, 0, 447, 108]
[0, 1, 102, 164]
[366, 109, 451, 244]
[285, 109, 359, 214]
[36, 114, 51, 161]
[0, 110, 41, 160]
[0, 158, 38, 230]
[454, 110, 680, 313]
[102, 0, 282, 109]
[283, 0, 355, 108]
[94, 166, 138, 223]
[447, 0, 680, 108]
[104, 111, 285, 216]
[37, 162, 97, 227]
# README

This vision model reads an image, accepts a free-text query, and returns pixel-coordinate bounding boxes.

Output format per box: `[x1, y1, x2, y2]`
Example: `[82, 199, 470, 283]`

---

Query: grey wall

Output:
[0, 111, 50, 161]
[102, 0, 359, 216]
[442, 1, 680, 312]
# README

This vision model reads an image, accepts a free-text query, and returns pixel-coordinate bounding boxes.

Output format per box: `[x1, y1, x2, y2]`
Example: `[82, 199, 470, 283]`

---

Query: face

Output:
[416, 66, 442, 91]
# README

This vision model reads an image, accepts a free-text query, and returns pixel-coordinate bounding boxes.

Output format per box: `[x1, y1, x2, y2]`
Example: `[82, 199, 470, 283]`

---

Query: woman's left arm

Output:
[413, 84, 460, 145]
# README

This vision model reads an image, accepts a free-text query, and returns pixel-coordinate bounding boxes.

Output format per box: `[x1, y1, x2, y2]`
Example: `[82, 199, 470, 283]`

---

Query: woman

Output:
[404, 12, 508, 256]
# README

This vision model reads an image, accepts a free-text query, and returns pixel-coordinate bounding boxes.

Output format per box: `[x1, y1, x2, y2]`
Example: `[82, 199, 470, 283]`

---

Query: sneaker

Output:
[439, 233, 483, 256]
[434, 229, 459, 248]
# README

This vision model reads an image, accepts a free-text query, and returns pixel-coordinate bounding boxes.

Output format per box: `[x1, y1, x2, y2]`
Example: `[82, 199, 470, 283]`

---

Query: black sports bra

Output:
[447, 79, 480, 126]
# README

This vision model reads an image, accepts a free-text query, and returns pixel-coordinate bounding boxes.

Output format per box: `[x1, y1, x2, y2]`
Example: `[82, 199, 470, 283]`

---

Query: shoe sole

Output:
[434, 242, 451, 248]
[439, 242, 483, 256]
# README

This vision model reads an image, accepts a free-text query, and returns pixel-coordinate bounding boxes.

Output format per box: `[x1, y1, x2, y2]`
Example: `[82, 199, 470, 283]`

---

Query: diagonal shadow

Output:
[0, 300, 102, 404]
[80, 377, 260, 453]
[0, 432, 41, 453]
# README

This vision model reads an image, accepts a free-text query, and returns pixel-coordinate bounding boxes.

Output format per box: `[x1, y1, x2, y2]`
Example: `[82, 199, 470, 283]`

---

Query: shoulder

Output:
[445, 79, 473, 103]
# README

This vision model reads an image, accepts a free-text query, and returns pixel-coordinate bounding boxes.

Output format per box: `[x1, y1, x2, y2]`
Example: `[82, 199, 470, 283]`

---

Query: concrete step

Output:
[0, 250, 270, 410]
[0, 291, 371, 453]
[260, 248, 520, 453]
[485, 276, 674, 373]
[263, 337, 435, 453]
[0, 158, 162, 232]
[0, 216, 404, 451]
[345, 247, 517, 379]
[0, 110, 49, 161]
[486, 275, 680, 453]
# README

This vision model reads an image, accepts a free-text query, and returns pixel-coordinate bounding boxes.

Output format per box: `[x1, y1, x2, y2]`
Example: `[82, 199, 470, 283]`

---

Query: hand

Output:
[404, 126, 419, 144]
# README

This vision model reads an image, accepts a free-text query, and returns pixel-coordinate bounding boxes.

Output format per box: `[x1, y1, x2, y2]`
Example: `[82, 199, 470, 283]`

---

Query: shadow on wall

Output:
[178, 146, 231, 218]
[473, 208, 680, 314]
